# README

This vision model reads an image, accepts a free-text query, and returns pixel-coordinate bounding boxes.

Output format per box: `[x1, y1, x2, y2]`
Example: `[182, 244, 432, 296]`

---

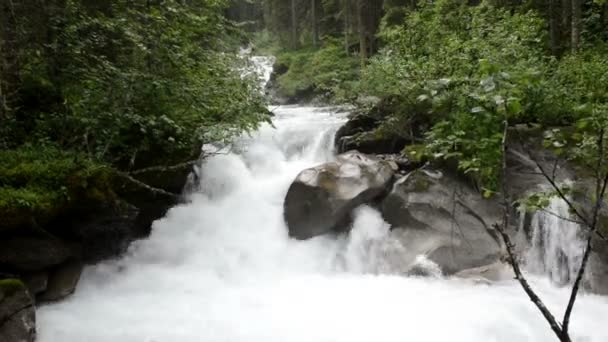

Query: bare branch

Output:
[537, 208, 585, 226]
[551, 158, 559, 182]
[115, 171, 180, 200]
[562, 128, 607, 335]
[129, 160, 199, 175]
[494, 223, 568, 341]
[512, 130, 608, 244]
[499, 118, 569, 342]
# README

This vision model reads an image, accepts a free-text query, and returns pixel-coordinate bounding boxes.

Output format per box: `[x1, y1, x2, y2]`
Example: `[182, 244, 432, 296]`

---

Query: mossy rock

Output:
[0, 279, 26, 298]
[0, 146, 116, 233]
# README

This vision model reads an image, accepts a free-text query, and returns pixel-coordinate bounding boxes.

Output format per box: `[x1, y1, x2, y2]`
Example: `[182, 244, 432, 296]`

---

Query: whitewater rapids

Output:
[37, 68, 608, 342]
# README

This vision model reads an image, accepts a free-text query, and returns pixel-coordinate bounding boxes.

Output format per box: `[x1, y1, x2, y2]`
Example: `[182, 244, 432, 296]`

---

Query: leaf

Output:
[507, 99, 522, 115]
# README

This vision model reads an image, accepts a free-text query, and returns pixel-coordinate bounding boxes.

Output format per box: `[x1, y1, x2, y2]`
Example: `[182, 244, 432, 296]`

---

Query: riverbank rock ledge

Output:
[0, 279, 36, 342]
[284, 151, 396, 239]
[382, 169, 504, 274]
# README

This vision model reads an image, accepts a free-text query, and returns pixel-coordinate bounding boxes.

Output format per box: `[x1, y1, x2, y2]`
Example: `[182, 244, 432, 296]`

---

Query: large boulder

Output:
[0, 237, 73, 272]
[39, 260, 84, 302]
[284, 151, 396, 239]
[0, 279, 36, 342]
[381, 169, 504, 274]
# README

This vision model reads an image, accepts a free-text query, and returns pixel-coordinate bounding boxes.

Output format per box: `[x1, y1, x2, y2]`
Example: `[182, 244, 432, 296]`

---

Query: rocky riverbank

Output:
[0, 159, 193, 341]
[282, 102, 608, 294]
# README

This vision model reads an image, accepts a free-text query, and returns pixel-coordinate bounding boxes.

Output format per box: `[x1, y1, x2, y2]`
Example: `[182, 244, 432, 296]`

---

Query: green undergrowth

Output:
[0, 146, 115, 231]
[273, 42, 359, 102]
[0, 279, 26, 297]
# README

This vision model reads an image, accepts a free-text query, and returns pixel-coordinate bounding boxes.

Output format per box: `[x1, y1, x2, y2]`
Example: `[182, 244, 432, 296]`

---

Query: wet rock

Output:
[0, 279, 36, 342]
[454, 261, 515, 283]
[58, 205, 140, 263]
[39, 260, 84, 302]
[334, 95, 430, 154]
[588, 241, 608, 295]
[21, 272, 48, 297]
[381, 169, 504, 274]
[284, 151, 396, 239]
[0, 237, 73, 272]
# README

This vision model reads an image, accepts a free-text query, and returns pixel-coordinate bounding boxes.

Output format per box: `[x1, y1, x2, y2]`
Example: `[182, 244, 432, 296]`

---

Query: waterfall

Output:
[524, 198, 586, 285]
[35, 57, 608, 342]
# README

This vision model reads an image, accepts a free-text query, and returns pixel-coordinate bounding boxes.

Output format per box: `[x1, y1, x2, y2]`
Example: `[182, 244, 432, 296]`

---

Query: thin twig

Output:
[115, 171, 180, 200]
[537, 208, 585, 226]
[499, 117, 569, 342]
[129, 160, 199, 175]
[513, 130, 608, 243]
[562, 128, 607, 336]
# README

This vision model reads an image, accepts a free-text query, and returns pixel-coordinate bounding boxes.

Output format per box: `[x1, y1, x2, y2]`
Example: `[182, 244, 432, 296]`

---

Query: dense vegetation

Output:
[0, 0, 269, 228]
[238, 0, 608, 194]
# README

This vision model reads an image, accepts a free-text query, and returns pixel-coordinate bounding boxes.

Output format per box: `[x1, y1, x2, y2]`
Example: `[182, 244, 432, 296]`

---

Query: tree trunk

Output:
[0, 0, 20, 121]
[344, 0, 350, 54]
[357, 0, 368, 67]
[312, 0, 319, 48]
[603, 3, 608, 37]
[0, 80, 5, 122]
[549, 0, 560, 55]
[571, 0, 581, 52]
[291, 0, 298, 49]
[561, 0, 571, 51]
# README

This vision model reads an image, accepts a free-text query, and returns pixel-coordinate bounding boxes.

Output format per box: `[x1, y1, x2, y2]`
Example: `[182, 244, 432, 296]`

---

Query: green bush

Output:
[0, 146, 114, 230]
[274, 41, 359, 102]
[358, 0, 608, 191]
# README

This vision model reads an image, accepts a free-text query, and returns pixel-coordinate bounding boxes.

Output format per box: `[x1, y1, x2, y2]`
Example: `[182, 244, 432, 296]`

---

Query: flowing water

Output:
[37, 58, 608, 342]
[525, 198, 587, 286]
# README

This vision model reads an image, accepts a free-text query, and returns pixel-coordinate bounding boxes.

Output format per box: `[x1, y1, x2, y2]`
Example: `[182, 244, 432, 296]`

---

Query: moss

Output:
[401, 170, 432, 193]
[0, 146, 115, 232]
[403, 144, 430, 163]
[412, 173, 432, 192]
[0, 279, 26, 297]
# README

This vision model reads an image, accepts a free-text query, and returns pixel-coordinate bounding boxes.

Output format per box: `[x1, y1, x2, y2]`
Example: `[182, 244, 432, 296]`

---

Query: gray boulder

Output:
[0, 237, 73, 272]
[284, 151, 396, 239]
[39, 260, 84, 302]
[381, 169, 504, 274]
[0, 279, 36, 342]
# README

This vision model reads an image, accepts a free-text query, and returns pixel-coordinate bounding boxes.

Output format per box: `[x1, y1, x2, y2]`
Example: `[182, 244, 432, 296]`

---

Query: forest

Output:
[1, 0, 608, 341]
[1, 0, 607, 234]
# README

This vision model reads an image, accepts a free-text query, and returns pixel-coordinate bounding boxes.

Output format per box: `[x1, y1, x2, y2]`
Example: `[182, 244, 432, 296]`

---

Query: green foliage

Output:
[358, 0, 608, 192]
[274, 41, 359, 102]
[0, 146, 113, 230]
[1, 1, 272, 229]
[0, 279, 26, 297]
[6, 0, 269, 168]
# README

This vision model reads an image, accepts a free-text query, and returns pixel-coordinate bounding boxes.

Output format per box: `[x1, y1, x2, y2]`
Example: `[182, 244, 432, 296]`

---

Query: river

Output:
[37, 57, 608, 342]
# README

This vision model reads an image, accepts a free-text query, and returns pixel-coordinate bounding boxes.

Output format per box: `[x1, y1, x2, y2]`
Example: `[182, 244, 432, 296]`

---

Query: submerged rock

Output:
[284, 151, 396, 239]
[381, 169, 504, 274]
[0, 279, 36, 342]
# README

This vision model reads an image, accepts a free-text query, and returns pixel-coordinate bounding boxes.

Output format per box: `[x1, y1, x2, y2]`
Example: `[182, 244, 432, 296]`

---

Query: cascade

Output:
[36, 56, 608, 342]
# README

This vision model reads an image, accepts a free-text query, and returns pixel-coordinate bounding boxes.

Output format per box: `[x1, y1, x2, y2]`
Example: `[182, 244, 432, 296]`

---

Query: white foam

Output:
[37, 60, 608, 342]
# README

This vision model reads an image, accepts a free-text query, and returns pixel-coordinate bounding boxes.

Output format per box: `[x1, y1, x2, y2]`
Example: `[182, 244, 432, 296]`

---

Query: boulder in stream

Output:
[0, 279, 36, 342]
[284, 151, 396, 239]
[381, 169, 504, 274]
